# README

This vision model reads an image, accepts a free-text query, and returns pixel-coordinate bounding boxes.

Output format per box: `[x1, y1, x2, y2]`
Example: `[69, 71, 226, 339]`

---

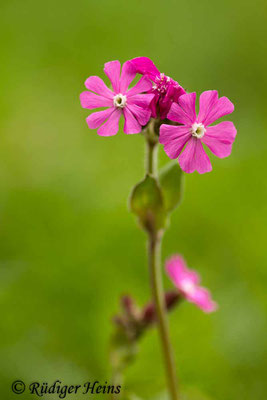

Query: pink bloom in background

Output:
[80, 60, 155, 136]
[131, 57, 186, 119]
[166, 255, 218, 313]
[159, 91, 237, 173]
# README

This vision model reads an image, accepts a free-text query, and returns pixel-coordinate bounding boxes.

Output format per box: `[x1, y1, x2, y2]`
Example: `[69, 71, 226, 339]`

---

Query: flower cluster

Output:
[80, 57, 236, 174]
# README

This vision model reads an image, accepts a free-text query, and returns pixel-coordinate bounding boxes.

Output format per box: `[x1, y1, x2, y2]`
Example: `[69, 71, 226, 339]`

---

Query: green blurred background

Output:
[0, 0, 267, 399]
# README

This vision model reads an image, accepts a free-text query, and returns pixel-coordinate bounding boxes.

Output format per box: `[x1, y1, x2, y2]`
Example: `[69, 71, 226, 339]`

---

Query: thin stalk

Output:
[146, 141, 179, 400]
[146, 139, 158, 175]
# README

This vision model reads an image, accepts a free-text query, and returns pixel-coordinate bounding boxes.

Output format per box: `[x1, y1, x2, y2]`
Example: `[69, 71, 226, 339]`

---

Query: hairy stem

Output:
[146, 140, 179, 400]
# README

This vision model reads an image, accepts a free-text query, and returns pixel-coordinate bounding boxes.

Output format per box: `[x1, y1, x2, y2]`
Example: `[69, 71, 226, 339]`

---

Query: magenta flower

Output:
[130, 57, 186, 119]
[159, 91, 237, 174]
[166, 255, 218, 313]
[80, 60, 155, 136]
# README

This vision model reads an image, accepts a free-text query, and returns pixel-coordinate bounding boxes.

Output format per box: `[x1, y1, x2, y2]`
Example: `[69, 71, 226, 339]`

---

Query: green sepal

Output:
[159, 161, 184, 213]
[129, 174, 166, 232]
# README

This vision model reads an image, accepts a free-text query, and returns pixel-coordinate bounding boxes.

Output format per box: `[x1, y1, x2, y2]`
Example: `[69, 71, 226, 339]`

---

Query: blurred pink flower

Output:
[166, 255, 218, 313]
[159, 91, 237, 173]
[80, 60, 154, 136]
[130, 57, 186, 119]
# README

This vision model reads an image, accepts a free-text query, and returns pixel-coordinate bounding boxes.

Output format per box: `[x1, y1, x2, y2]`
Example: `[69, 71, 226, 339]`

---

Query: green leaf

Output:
[159, 161, 184, 213]
[129, 175, 166, 232]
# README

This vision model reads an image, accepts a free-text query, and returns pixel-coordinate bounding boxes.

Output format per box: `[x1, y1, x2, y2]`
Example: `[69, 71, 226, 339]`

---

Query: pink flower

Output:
[159, 91, 237, 174]
[80, 60, 155, 136]
[166, 255, 218, 313]
[130, 57, 186, 119]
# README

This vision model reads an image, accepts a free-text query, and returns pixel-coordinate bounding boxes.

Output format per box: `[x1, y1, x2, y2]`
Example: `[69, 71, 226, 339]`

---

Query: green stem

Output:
[146, 140, 157, 175]
[146, 141, 179, 400]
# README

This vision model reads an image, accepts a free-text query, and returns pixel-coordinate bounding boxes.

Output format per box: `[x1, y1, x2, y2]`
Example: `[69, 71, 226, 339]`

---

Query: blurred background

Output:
[0, 0, 267, 399]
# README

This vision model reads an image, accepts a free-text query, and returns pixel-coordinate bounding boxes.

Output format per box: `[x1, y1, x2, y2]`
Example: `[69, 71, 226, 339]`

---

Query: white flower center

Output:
[190, 123, 206, 139]
[180, 280, 196, 295]
[113, 93, 127, 108]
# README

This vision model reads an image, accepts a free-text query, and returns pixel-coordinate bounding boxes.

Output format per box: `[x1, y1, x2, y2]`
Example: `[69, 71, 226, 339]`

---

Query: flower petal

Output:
[123, 107, 141, 134]
[120, 61, 136, 93]
[159, 125, 191, 159]
[127, 93, 154, 108]
[173, 85, 187, 102]
[86, 108, 114, 129]
[197, 90, 218, 124]
[206, 97, 234, 126]
[126, 104, 151, 126]
[187, 287, 218, 313]
[179, 138, 212, 174]
[97, 109, 121, 136]
[150, 94, 158, 118]
[198, 90, 234, 126]
[84, 76, 114, 98]
[178, 92, 196, 122]
[166, 255, 189, 288]
[126, 76, 153, 97]
[167, 93, 196, 126]
[202, 121, 237, 158]
[158, 89, 173, 119]
[80, 91, 113, 109]
[104, 61, 121, 93]
[166, 255, 217, 313]
[130, 57, 160, 80]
